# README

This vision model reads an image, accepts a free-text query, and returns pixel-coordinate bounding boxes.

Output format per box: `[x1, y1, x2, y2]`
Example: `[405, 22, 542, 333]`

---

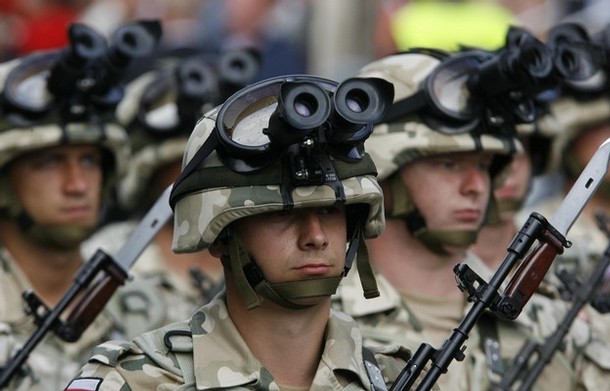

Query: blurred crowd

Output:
[0, 0, 607, 80]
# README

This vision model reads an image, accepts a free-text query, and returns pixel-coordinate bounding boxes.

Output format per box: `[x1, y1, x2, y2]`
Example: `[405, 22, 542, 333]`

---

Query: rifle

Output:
[0, 186, 173, 388]
[390, 136, 610, 391]
[490, 212, 610, 391]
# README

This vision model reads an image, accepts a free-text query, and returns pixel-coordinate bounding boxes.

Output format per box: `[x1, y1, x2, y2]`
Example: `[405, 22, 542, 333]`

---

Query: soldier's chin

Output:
[29, 225, 96, 250]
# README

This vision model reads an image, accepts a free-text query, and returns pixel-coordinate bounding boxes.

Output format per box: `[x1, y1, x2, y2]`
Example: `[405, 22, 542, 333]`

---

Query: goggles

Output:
[129, 49, 261, 139]
[546, 23, 606, 94]
[384, 27, 556, 135]
[135, 57, 218, 138]
[0, 21, 160, 127]
[170, 74, 393, 206]
[215, 74, 393, 172]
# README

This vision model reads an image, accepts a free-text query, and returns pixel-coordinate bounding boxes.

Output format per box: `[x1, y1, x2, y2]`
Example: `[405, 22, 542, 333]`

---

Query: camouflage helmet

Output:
[0, 52, 130, 205]
[356, 50, 520, 182]
[116, 49, 261, 212]
[169, 74, 394, 309]
[541, 95, 610, 176]
[356, 50, 522, 253]
[170, 93, 387, 252]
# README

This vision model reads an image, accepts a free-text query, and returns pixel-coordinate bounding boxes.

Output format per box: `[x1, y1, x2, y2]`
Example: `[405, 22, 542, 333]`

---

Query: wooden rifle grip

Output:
[502, 229, 564, 313]
[59, 263, 127, 342]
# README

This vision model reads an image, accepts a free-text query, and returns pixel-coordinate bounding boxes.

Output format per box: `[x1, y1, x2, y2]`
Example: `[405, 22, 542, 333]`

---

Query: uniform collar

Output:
[191, 295, 372, 390]
[334, 266, 403, 317]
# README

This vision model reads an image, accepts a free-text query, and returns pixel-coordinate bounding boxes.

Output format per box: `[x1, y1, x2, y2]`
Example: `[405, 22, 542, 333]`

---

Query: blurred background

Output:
[0, 0, 608, 83]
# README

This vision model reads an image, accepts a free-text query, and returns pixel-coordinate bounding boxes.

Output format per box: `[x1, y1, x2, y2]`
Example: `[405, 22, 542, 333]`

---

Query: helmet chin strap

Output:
[225, 224, 379, 311]
[388, 174, 477, 255]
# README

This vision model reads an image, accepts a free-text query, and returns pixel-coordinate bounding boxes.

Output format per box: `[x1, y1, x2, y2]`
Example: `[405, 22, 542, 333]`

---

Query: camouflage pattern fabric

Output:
[0, 247, 121, 391]
[334, 251, 610, 391]
[82, 220, 221, 339]
[68, 293, 421, 390]
[171, 107, 386, 254]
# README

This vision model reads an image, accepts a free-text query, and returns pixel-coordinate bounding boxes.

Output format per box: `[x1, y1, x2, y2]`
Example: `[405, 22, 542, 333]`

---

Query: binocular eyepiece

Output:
[265, 77, 393, 161]
[0, 20, 163, 127]
[215, 75, 394, 174]
[265, 81, 332, 145]
[90, 20, 162, 98]
[46, 24, 107, 97]
[218, 49, 261, 101]
[467, 27, 554, 98]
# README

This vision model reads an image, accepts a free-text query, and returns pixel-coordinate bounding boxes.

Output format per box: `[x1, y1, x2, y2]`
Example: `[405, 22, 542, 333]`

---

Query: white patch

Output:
[64, 377, 101, 391]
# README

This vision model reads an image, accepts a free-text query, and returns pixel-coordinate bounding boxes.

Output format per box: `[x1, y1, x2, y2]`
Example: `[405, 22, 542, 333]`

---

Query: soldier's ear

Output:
[209, 239, 227, 258]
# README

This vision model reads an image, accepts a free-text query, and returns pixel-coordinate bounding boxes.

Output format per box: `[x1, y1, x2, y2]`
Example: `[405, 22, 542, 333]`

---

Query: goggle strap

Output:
[170, 133, 219, 207]
[171, 151, 378, 208]
[384, 90, 428, 123]
[173, 167, 283, 206]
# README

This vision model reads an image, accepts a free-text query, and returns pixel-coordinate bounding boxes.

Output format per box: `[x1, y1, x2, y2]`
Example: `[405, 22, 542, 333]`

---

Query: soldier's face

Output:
[493, 151, 532, 219]
[7, 144, 104, 228]
[400, 152, 492, 233]
[233, 206, 348, 286]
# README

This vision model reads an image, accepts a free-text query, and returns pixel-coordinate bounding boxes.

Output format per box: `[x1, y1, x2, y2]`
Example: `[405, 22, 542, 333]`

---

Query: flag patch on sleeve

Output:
[64, 377, 102, 391]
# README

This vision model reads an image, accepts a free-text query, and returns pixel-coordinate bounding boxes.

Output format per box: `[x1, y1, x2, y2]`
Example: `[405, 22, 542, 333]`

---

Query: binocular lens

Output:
[280, 82, 331, 130]
[293, 93, 319, 117]
[345, 89, 369, 114]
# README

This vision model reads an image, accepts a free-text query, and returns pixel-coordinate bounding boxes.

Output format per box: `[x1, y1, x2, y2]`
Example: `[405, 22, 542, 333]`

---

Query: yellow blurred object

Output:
[390, 0, 516, 51]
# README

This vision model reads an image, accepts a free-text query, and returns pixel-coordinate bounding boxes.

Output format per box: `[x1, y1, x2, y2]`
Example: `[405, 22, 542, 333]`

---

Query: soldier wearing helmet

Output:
[81, 50, 261, 338]
[517, 92, 610, 349]
[0, 41, 130, 391]
[65, 73, 429, 390]
[333, 45, 610, 390]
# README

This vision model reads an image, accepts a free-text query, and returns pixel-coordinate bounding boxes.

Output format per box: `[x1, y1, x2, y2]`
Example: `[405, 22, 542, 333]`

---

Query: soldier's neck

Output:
[368, 218, 466, 299]
[470, 218, 516, 270]
[225, 280, 329, 388]
[0, 219, 83, 306]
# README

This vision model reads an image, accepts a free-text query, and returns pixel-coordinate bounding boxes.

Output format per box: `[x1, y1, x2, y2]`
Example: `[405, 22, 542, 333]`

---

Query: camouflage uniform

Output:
[82, 221, 222, 339]
[69, 293, 412, 391]
[517, 95, 610, 344]
[0, 26, 133, 390]
[335, 250, 610, 391]
[67, 74, 426, 390]
[0, 248, 120, 390]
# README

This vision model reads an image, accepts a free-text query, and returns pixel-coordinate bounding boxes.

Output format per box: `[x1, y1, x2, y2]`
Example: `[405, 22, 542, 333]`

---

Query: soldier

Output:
[517, 93, 610, 349]
[0, 49, 130, 389]
[332, 49, 610, 390]
[64, 74, 427, 390]
[81, 51, 260, 336]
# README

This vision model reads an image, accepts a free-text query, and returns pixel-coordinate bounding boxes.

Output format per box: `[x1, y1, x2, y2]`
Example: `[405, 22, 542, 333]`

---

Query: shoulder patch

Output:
[63, 377, 102, 391]
[89, 340, 142, 366]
